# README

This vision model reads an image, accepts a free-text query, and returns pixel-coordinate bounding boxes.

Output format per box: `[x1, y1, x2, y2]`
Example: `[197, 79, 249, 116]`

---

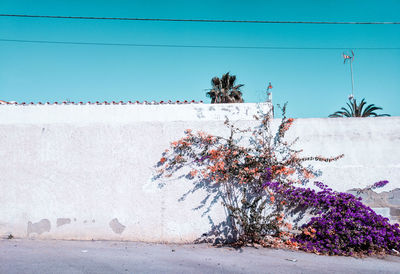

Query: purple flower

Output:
[196, 155, 210, 162]
[276, 179, 400, 256]
[371, 180, 389, 189]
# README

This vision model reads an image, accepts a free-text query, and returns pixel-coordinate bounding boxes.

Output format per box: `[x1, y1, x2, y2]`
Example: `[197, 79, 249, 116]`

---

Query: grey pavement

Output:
[0, 239, 399, 273]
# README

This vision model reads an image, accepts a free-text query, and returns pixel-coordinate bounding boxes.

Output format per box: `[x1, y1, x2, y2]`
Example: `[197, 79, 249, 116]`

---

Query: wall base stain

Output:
[109, 218, 126, 234]
[27, 219, 51, 236]
[56, 218, 71, 227]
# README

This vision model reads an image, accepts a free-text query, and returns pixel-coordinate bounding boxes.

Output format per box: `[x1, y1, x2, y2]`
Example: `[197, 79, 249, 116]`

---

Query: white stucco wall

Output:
[0, 102, 399, 242]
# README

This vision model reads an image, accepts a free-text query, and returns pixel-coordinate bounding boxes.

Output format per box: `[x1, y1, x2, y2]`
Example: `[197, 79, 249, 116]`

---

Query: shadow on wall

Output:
[153, 163, 235, 243]
[154, 172, 238, 244]
[153, 170, 322, 245]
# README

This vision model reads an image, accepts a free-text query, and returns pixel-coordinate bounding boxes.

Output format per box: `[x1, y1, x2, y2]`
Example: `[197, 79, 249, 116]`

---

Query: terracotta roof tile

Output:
[0, 100, 203, 105]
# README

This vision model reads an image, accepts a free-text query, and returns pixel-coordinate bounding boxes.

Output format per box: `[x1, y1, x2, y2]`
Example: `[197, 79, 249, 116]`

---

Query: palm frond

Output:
[228, 75, 236, 89]
[329, 110, 347, 118]
[233, 84, 244, 90]
[221, 73, 229, 89]
[329, 113, 343, 118]
[346, 102, 356, 116]
[340, 107, 352, 117]
[357, 99, 367, 117]
[211, 77, 220, 87]
[362, 105, 381, 117]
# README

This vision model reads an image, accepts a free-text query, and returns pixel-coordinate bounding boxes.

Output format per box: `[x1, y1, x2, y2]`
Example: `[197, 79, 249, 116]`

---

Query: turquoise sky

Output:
[0, 0, 399, 117]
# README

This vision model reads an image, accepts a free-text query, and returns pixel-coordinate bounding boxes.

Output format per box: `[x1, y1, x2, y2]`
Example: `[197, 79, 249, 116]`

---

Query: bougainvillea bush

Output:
[157, 104, 400, 256]
[265, 180, 400, 256]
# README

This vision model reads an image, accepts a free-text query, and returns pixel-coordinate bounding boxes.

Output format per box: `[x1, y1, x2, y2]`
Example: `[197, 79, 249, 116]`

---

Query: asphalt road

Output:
[0, 239, 399, 273]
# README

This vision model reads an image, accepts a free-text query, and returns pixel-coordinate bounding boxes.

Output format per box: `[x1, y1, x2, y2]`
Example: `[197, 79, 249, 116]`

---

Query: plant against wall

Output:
[157, 104, 400, 256]
[206, 72, 244, 103]
[266, 180, 400, 256]
[157, 104, 343, 247]
[329, 98, 390, 117]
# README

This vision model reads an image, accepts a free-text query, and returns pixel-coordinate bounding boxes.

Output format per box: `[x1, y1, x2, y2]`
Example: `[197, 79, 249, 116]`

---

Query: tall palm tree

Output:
[329, 98, 390, 117]
[206, 72, 244, 103]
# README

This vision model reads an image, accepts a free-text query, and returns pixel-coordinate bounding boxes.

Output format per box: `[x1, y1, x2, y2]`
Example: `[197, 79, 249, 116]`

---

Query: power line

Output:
[1, 38, 399, 50]
[1, 14, 400, 24]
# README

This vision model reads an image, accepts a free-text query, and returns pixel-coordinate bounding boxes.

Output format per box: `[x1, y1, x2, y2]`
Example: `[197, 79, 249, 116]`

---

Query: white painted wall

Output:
[286, 117, 400, 192]
[0, 102, 265, 124]
[0, 103, 398, 242]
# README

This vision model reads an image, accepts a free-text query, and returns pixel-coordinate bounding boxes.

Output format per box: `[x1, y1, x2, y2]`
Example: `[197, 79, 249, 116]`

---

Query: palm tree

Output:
[206, 72, 244, 103]
[329, 98, 390, 117]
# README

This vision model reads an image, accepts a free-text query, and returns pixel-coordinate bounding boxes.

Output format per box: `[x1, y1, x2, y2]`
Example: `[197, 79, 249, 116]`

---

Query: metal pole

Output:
[350, 59, 354, 98]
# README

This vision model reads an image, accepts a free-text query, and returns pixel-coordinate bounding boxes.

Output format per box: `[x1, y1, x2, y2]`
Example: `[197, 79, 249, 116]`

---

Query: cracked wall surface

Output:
[347, 188, 400, 223]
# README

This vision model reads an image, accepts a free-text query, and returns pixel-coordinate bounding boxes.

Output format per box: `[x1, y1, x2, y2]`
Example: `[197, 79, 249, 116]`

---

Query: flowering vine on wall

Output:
[157, 104, 400, 256]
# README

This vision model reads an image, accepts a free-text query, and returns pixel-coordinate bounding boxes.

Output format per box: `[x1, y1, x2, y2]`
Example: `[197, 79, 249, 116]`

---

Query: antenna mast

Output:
[343, 50, 355, 100]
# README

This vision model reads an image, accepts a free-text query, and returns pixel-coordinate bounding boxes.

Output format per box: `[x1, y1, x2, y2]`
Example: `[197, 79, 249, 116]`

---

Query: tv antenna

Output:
[343, 50, 355, 100]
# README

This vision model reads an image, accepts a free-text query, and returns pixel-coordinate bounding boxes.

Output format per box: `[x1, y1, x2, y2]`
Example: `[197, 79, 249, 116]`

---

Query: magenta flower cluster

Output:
[264, 180, 400, 256]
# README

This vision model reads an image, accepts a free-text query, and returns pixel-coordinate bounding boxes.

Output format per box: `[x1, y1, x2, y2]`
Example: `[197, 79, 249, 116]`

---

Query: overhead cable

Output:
[1, 14, 400, 24]
[1, 38, 399, 50]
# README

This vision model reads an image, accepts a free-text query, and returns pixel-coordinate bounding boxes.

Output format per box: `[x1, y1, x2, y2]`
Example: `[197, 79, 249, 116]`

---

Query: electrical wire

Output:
[1, 38, 399, 50]
[1, 14, 400, 24]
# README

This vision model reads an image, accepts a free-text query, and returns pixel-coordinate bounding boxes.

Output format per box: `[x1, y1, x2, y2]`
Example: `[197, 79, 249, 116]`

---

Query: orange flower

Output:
[174, 155, 184, 163]
[189, 170, 198, 177]
[198, 131, 206, 138]
[311, 228, 316, 234]
[281, 118, 294, 131]
[159, 157, 167, 164]
[303, 170, 315, 179]
[209, 149, 219, 159]
[285, 168, 295, 175]
[270, 196, 275, 203]
[285, 223, 293, 230]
